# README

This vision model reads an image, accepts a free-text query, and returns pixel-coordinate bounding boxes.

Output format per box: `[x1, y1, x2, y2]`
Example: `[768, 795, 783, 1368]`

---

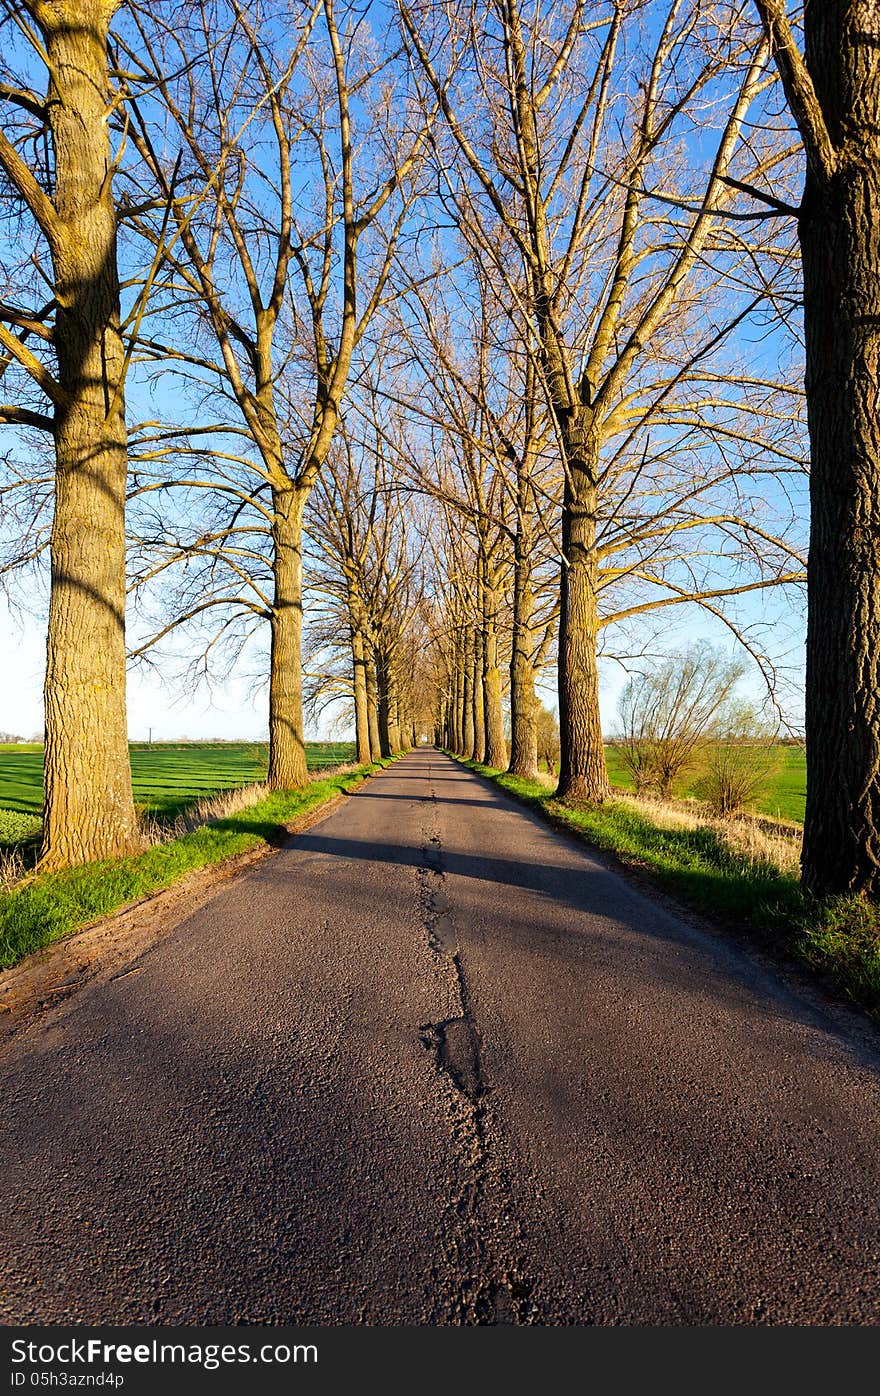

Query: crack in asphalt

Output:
[417, 762, 533, 1324]
[420, 1012, 484, 1102]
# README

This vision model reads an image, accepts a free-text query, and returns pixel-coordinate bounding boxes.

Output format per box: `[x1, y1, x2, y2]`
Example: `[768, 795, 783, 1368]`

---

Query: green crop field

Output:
[0, 741, 356, 843]
[603, 743, 806, 824]
[0, 739, 806, 851]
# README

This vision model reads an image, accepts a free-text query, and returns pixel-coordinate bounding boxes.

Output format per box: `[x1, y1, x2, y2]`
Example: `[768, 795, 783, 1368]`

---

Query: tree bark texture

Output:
[40, 0, 139, 869]
[364, 651, 383, 762]
[556, 432, 610, 804]
[350, 626, 372, 765]
[267, 485, 309, 789]
[508, 518, 539, 779]
[799, 1, 880, 897]
[482, 572, 508, 769]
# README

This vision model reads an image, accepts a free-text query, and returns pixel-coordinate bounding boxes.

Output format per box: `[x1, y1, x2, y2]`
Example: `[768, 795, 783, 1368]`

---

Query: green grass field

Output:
[603, 743, 806, 824]
[0, 741, 356, 846]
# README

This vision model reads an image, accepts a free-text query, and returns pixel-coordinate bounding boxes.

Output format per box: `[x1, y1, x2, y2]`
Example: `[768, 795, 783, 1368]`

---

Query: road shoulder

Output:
[0, 780, 367, 1053]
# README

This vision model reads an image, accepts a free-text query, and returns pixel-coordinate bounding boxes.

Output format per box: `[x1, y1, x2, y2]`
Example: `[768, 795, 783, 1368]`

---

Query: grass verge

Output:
[453, 756, 880, 1021]
[0, 761, 394, 971]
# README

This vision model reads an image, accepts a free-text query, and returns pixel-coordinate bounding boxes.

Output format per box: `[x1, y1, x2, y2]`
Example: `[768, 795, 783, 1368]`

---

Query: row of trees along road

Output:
[0, 1, 877, 902]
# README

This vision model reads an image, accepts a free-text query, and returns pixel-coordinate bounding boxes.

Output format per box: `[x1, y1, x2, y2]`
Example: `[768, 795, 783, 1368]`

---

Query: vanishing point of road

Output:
[2, 750, 879, 1325]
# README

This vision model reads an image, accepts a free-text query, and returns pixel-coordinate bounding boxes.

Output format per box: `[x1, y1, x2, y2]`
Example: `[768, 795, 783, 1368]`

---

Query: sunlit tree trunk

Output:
[508, 509, 538, 780]
[471, 640, 486, 762]
[268, 484, 309, 788]
[364, 650, 383, 762]
[39, 0, 138, 869]
[556, 431, 610, 803]
[456, 622, 467, 753]
[388, 674, 402, 753]
[482, 561, 507, 769]
[462, 628, 475, 757]
[458, 627, 467, 754]
[350, 625, 372, 765]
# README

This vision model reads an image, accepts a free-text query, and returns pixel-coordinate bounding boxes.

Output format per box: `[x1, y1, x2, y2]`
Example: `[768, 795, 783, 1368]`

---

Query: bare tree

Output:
[399, 0, 806, 809]
[123, 0, 426, 787]
[308, 443, 381, 766]
[392, 255, 560, 777]
[696, 701, 781, 818]
[306, 392, 425, 764]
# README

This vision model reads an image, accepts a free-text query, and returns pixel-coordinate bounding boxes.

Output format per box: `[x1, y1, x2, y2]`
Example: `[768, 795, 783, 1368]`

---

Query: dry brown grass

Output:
[0, 847, 26, 892]
[615, 790, 801, 876]
[146, 760, 364, 847]
[142, 781, 278, 846]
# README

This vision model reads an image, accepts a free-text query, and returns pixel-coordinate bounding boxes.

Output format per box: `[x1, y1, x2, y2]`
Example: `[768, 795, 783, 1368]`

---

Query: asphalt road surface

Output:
[3, 749, 880, 1325]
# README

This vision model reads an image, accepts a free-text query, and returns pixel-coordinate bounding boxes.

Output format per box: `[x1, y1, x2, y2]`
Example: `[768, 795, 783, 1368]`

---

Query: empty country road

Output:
[3, 749, 880, 1325]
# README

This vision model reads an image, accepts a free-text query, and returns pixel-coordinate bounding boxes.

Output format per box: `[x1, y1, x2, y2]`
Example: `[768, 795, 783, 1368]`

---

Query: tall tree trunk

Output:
[377, 648, 401, 757]
[462, 628, 475, 757]
[797, 4, 880, 898]
[365, 650, 383, 762]
[350, 625, 372, 765]
[40, 0, 139, 870]
[267, 485, 309, 789]
[377, 652, 391, 758]
[387, 667, 402, 753]
[471, 643, 486, 762]
[508, 516, 539, 779]
[454, 629, 465, 752]
[556, 435, 610, 803]
[482, 569, 508, 769]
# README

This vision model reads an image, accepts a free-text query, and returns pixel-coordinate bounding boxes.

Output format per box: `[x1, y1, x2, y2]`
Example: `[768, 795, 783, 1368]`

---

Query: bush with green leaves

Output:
[0, 809, 42, 846]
